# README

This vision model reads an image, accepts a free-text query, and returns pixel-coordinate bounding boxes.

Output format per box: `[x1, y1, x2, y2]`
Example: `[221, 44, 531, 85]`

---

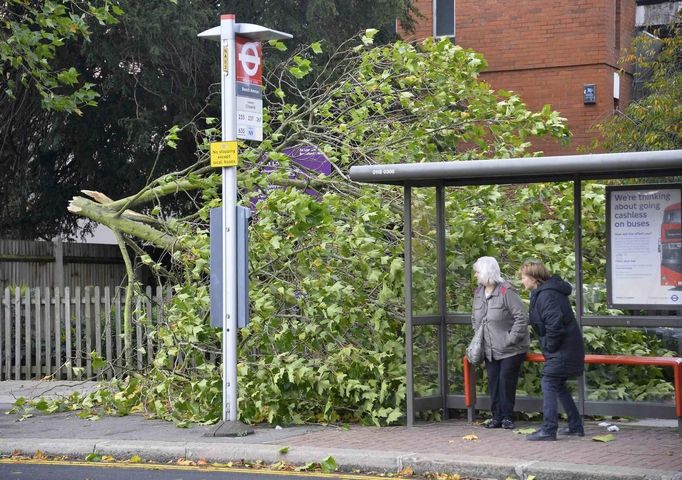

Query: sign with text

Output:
[210, 141, 238, 167]
[607, 184, 682, 309]
[236, 36, 263, 142]
[251, 145, 331, 212]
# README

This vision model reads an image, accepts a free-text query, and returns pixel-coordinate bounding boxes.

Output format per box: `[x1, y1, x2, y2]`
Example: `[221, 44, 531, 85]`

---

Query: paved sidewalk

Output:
[0, 381, 680, 480]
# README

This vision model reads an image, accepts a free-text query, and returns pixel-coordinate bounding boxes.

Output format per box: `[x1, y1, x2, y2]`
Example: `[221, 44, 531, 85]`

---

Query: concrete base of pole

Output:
[206, 420, 254, 437]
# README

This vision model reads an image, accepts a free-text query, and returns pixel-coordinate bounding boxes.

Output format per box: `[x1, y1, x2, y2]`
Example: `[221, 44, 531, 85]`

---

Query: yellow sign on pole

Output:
[210, 141, 238, 167]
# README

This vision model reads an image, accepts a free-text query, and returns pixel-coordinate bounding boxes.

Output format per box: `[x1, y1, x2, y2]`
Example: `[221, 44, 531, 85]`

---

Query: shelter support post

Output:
[436, 185, 449, 418]
[405, 186, 414, 427]
[574, 177, 586, 416]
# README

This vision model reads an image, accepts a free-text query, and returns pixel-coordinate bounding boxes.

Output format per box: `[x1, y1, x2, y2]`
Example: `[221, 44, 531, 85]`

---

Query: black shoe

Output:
[485, 419, 502, 429]
[526, 430, 557, 441]
[501, 419, 515, 429]
[558, 427, 584, 437]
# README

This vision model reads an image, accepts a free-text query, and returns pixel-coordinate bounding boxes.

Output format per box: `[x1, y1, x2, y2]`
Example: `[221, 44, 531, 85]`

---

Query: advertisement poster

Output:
[607, 185, 682, 309]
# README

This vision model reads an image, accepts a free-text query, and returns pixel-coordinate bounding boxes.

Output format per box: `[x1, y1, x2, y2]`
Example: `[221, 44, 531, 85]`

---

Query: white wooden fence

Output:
[0, 286, 170, 381]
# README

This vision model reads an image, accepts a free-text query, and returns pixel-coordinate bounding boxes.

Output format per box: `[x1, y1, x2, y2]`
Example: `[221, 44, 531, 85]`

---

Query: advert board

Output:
[606, 184, 682, 309]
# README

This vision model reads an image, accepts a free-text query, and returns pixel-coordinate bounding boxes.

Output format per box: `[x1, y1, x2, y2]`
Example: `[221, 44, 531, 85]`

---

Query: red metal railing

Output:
[463, 353, 682, 418]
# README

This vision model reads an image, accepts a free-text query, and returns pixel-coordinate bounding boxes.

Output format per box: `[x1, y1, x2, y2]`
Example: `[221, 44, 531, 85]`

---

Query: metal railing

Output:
[464, 353, 682, 433]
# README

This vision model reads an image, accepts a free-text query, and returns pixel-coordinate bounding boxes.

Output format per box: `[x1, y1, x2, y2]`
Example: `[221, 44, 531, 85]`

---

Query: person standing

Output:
[520, 260, 585, 441]
[472, 257, 530, 429]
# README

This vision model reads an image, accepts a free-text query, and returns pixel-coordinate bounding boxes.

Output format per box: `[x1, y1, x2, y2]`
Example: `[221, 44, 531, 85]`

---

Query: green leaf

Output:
[85, 453, 102, 462]
[320, 455, 337, 473]
[268, 39, 288, 51]
[311, 42, 323, 54]
[278, 446, 289, 454]
[296, 462, 318, 472]
[90, 352, 106, 371]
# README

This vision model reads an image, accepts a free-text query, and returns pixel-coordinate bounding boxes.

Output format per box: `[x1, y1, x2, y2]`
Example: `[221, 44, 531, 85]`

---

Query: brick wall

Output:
[401, 0, 637, 155]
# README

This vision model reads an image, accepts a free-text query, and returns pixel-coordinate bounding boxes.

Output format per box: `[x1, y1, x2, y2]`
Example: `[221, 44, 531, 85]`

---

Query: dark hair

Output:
[519, 260, 550, 283]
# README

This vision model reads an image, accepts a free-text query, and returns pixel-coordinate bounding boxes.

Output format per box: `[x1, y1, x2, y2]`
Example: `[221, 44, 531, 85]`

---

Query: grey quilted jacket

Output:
[472, 282, 530, 361]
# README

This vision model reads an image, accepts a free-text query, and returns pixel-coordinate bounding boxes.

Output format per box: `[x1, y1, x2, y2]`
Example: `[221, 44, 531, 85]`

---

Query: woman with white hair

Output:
[472, 256, 530, 429]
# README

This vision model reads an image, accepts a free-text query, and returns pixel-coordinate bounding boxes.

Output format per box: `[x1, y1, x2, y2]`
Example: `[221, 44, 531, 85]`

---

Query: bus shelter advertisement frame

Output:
[607, 183, 682, 310]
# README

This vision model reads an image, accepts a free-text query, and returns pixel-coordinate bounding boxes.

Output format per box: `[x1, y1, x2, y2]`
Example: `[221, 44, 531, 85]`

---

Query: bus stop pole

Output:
[219, 14, 238, 423]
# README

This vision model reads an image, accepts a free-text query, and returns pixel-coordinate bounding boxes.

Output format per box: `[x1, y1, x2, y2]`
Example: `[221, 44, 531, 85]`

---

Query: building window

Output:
[434, 0, 455, 37]
[615, 0, 622, 50]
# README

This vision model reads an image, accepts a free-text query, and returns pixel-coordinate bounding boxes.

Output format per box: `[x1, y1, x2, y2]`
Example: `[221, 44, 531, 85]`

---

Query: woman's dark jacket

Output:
[529, 275, 585, 377]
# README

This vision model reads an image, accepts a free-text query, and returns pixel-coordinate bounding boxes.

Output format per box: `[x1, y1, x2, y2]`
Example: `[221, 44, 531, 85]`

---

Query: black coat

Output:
[529, 276, 585, 377]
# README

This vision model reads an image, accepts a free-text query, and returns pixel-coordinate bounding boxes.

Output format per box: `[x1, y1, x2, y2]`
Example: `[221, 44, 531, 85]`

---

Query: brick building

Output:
[403, 1, 680, 156]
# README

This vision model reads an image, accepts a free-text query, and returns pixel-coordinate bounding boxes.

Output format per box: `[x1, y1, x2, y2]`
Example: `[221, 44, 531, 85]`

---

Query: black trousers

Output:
[485, 352, 526, 421]
[541, 374, 582, 434]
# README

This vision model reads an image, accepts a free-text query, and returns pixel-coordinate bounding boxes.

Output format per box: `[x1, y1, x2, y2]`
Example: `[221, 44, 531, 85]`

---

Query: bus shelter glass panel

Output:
[443, 183, 579, 311]
[583, 326, 678, 405]
[444, 186, 490, 313]
[413, 324, 440, 397]
[411, 188, 439, 316]
[580, 180, 609, 314]
[447, 324, 471, 394]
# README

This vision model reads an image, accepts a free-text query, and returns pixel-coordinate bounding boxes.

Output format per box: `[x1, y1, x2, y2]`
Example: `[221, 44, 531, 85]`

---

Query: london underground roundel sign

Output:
[236, 37, 262, 85]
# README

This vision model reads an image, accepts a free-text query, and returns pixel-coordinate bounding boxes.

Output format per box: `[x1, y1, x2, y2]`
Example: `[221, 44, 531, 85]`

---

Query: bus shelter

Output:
[349, 150, 682, 427]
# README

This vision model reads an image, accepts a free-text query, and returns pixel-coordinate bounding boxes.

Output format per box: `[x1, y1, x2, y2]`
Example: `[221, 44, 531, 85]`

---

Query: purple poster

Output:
[251, 145, 331, 210]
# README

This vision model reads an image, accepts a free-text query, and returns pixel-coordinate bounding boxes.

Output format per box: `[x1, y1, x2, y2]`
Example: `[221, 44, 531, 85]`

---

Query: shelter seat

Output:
[463, 353, 682, 424]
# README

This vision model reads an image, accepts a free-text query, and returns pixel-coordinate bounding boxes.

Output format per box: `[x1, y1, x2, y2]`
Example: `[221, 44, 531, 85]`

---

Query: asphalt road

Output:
[0, 461, 387, 480]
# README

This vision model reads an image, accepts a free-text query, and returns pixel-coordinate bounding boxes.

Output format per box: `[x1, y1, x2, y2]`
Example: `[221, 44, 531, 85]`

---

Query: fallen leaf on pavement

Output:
[128, 455, 143, 463]
[320, 455, 337, 473]
[592, 434, 616, 442]
[513, 428, 536, 435]
[33, 450, 47, 460]
[398, 466, 414, 476]
[425, 473, 460, 480]
[197, 458, 208, 466]
[176, 458, 196, 466]
[462, 434, 478, 441]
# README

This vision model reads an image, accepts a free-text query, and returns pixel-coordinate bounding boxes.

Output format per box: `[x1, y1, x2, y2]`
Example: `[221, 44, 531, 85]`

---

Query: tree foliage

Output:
[0, 0, 122, 113]
[0, 0, 419, 240]
[225, 0, 419, 48]
[595, 13, 681, 151]
[0, 0, 122, 239]
[43, 33, 575, 426]
[0, 0, 218, 239]
[11, 29, 676, 426]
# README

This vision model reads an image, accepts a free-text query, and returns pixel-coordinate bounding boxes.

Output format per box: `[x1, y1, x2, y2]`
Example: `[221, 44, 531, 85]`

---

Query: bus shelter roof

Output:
[348, 150, 682, 187]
